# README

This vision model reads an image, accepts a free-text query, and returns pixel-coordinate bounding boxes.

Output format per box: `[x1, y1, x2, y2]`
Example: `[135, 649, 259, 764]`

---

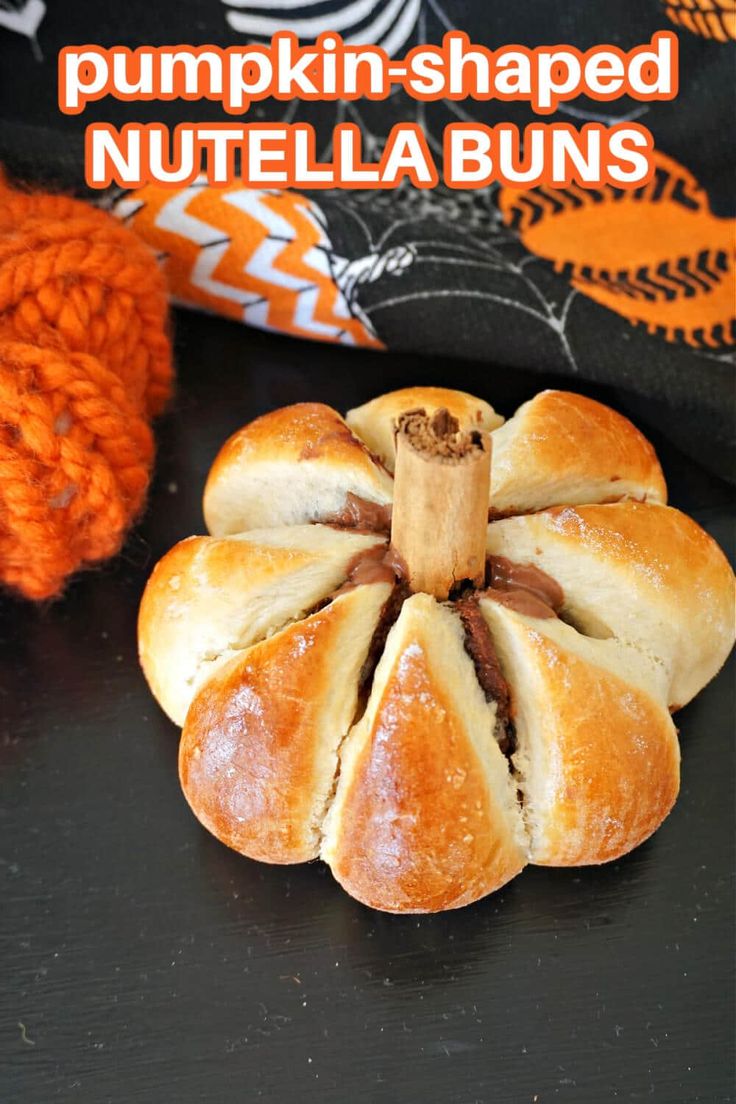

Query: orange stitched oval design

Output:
[662, 0, 736, 42]
[498, 151, 736, 349]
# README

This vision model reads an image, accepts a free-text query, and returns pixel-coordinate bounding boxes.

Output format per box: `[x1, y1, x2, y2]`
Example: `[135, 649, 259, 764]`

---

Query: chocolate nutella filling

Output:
[487, 555, 564, 608]
[332, 543, 407, 597]
[484, 589, 558, 619]
[484, 554, 564, 618]
[453, 558, 567, 756]
[300, 543, 401, 618]
[329, 544, 411, 717]
[398, 407, 483, 460]
[456, 597, 514, 756]
[317, 538, 565, 760]
[324, 492, 392, 533]
[357, 580, 412, 711]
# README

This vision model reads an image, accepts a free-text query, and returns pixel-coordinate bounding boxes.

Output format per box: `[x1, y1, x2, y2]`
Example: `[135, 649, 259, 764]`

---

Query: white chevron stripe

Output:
[222, 190, 323, 292]
[221, 192, 357, 337]
[292, 202, 335, 275]
[365, 0, 420, 54]
[226, 0, 385, 37]
[190, 240, 262, 307]
[155, 184, 261, 306]
[293, 285, 349, 337]
[244, 284, 353, 340]
[121, 182, 369, 341]
[155, 181, 220, 247]
[223, 0, 420, 55]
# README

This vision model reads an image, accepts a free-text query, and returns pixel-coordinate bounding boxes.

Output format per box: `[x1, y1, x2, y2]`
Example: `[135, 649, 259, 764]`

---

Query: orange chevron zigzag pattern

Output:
[498, 151, 736, 349]
[112, 182, 381, 349]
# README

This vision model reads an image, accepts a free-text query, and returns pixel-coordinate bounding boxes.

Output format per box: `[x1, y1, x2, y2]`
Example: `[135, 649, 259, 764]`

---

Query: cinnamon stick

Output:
[390, 408, 491, 600]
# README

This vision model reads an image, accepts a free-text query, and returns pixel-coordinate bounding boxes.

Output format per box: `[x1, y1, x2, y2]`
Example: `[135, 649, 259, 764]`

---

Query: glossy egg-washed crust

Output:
[322, 595, 526, 913]
[180, 583, 391, 864]
[138, 525, 386, 726]
[139, 387, 735, 913]
[204, 402, 394, 536]
[486, 501, 735, 709]
[345, 386, 504, 473]
[203, 388, 667, 537]
[488, 390, 667, 514]
[479, 600, 680, 866]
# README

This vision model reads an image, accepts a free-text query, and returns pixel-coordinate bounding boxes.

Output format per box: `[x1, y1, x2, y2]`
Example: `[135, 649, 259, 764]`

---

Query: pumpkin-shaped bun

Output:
[139, 387, 735, 913]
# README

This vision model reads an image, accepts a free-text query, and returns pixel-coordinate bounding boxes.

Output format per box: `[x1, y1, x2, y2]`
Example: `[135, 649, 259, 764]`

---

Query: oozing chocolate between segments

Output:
[333, 542, 407, 596]
[455, 596, 514, 754]
[324, 492, 392, 534]
[320, 409, 481, 534]
[307, 407, 565, 756]
[484, 555, 563, 619]
[320, 536, 565, 760]
[328, 543, 410, 721]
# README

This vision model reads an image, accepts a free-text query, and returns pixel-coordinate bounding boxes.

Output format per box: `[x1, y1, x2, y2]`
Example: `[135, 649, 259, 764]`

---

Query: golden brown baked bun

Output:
[345, 386, 504, 473]
[180, 583, 391, 864]
[204, 388, 666, 536]
[321, 594, 527, 912]
[489, 390, 667, 514]
[479, 600, 679, 865]
[204, 402, 392, 537]
[139, 384, 735, 914]
[485, 501, 735, 708]
[138, 525, 385, 726]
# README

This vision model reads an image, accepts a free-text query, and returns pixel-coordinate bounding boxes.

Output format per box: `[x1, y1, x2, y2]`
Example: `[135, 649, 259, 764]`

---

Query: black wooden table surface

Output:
[1, 311, 734, 1104]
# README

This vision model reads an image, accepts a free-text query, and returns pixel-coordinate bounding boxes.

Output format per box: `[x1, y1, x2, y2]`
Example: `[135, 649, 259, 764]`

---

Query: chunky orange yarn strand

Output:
[0, 175, 172, 599]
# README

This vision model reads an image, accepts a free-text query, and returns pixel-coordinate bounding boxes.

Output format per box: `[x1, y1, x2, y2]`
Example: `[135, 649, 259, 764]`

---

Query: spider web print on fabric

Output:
[218, 0, 735, 366]
[316, 181, 593, 374]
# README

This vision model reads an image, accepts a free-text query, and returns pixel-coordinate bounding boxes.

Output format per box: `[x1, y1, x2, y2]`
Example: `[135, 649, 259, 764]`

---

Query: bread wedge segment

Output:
[486, 501, 736, 708]
[346, 386, 503, 473]
[489, 390, 667, 514]
[138, 525, 386, 725]
[322, 592, 527, 913]
[479, 599, 680, 867]
[180, 582, 392, 864]
[204, 402, 393, 535]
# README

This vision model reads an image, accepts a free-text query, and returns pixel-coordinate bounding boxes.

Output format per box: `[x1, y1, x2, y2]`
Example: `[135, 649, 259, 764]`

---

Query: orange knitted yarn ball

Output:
[0, 176, 172, 600]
